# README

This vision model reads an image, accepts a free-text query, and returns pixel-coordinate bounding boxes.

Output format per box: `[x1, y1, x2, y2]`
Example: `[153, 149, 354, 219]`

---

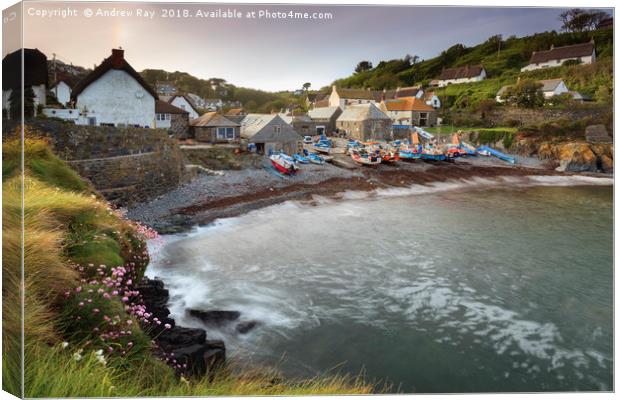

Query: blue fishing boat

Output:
[313, 140, 332, 154]
[476, 145, 516, 164]
[308, 153, 325, 165]
[399, 149, 422, 160]
[421, 152, 446, 161]
[293, 153, 310, 164]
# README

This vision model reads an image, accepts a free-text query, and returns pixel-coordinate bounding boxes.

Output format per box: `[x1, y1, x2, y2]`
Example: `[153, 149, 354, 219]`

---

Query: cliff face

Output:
[511, 136, 613, 173]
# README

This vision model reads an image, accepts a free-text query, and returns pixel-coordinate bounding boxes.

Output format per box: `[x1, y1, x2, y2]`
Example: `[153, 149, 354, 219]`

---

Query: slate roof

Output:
[528, 42, 595, 64]
[71, 49, 158, 100]
[191, 112, 240, 127]
[538, 78, 565, 92]
[240, 114, 302, 143]
[155, 99, 188, 114]
[395, 86, 421, 98]
[335, 87, 384, 101]
[2, 48, 49, 91]
[438, 65, 485, 80]
[308, 106, 341, 120]
[169, 94, 201, 114]
[383, 97, 434, 112]
[337, 103, 391, 122]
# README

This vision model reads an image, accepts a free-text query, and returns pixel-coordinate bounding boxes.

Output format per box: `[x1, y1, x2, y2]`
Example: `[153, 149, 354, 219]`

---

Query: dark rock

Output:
[158, 327, 206, 350]
[171, 340, 226, 377]
[235, 320, 260, 334]
[187, 309, 241, 325]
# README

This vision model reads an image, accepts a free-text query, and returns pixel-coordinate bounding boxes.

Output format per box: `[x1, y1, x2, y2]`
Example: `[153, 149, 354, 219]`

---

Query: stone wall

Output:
[446, 106, 610, 129]
[22, 120, 186, 206]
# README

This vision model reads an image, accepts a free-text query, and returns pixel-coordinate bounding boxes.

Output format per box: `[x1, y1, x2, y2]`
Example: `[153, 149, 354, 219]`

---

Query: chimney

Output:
[111, 48, 125, 68]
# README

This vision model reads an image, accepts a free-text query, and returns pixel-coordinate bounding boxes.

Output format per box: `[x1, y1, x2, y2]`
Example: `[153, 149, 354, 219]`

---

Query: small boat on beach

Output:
[313, 140, 332, 154]
[270, 153, 299, 174]
[293, 153, 310, 164]
[399, 131, 422, 161]
[350, 148, 381, 166]
[308, 153, 325, 165]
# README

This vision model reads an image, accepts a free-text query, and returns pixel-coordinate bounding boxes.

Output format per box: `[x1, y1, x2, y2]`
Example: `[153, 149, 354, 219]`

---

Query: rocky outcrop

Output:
[511, 135, 613, 174]
[138, 278, 225, 377]
[585, 124, 612, 143]
[187, 309, 240, 325]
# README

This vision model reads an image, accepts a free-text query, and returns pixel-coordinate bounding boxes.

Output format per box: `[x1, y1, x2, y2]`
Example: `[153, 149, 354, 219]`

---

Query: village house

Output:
[381, 97, 438, 128]
[496, 78, 585, 103]
[520, 41, 596, 72]
[190, 112, 240, 143]
[436, 65, 487, 87]
[335, 103, 392, 141]
[279, 111, 317, 136]
[155, 99, 190, 138]
[307, 106, 343, 135]
[2, 48, 48, 117]
[394, 86, 424, 99]
[203, 98, 224, 111]
[240, 114, 302, 155]
[423, 91, 441, 109]
[50, 79, 72, 106]
[166, 94, 201, 119]
[328, 86, 385, 109]
[155, 81, 178, 96]
[71, 48, 157, 127]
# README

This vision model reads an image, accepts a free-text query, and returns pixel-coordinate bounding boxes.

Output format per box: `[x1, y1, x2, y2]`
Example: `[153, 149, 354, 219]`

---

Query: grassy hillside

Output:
[333, 28, 613, 92]
[140, 69, 301, 113]
[2, 127, 372, 397]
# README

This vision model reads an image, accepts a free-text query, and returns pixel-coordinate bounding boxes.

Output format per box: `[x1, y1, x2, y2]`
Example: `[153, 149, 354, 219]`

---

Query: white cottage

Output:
[71, 49, 157, 127]
[436, 65, 486, 87]
[2, 48, 48, 117]
[521, 41, 596, 72]
[168, 94, 200, 119]
[51, 80, 72, 106]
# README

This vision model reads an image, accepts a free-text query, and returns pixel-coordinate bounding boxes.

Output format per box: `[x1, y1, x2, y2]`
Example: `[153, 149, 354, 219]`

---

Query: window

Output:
[156, 113, 171, 121]
[273, 125, 281, 134]
[217, 127, 235, 139]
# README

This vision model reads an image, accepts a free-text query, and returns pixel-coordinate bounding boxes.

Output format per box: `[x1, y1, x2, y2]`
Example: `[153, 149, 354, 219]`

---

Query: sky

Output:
[10, 2, 609, 91]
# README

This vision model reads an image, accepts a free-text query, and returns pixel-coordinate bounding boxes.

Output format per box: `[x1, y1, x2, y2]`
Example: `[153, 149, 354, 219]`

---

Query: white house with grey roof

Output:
[241, 114, 302, 155]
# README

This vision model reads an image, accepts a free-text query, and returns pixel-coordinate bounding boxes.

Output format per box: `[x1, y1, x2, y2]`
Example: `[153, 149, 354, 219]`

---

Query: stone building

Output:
[278, 111, 317, 136]
[335, 103, 392, 141]
[190, 112, 240, 143]
[155, 99, 190, 138]
[240, 114, 302, 154]
[307, 106, 342, 135]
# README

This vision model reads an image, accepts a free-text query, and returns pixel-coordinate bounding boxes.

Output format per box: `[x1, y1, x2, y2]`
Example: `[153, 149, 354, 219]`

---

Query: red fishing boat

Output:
[270, 153, 299, 174]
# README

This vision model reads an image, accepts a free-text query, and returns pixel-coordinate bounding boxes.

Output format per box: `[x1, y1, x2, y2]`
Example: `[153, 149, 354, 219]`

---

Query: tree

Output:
[559, 9, 609, 32]
[354, 61, 373, 73]
[9, 86, 35, 120]
[405, 54, 420, 66]
[302, 82, 311, 91]
[504, 79, 544, 108]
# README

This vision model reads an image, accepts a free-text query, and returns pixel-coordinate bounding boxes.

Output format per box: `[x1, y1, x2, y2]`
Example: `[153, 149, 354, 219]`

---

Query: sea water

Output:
[146, 176, 613, 393]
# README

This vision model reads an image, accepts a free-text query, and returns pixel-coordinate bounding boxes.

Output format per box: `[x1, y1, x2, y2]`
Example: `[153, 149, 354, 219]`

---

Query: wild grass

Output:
[3, 134, 374, 397]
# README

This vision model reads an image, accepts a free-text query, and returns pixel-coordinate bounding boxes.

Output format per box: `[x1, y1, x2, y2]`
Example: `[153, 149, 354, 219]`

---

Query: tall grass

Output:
[3, 133, 374, 397]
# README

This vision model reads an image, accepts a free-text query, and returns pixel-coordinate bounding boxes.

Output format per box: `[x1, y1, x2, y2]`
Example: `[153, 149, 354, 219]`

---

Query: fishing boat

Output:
[308, 153, 325, 165]
[350, 148, 381, 166]
[313, 140, 332, 154]
[445, 133, 467, 158]
[381, 148, 400, 163]
[293, 153, 310, 164]
[421, 146, 446, 161]
[270, 153, 299, 174]
[399, 131, 422, 160]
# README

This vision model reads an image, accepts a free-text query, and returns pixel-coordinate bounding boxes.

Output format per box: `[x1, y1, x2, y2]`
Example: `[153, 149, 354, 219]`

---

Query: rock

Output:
[187, 309, 241, 325]
[585, 125, 612, 143]
[235, 320, 260, 334]
[171, 340, 226, 377]
[554, 143, 597, 172]
[158, 327, 206, 350]
[600, 155, 614, 173]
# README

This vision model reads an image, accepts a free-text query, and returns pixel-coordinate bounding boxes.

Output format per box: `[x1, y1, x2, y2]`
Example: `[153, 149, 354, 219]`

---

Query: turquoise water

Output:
[147, 176, 613, 393]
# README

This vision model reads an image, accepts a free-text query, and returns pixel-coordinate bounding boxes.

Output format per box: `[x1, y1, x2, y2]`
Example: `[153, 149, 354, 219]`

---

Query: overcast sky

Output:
[15, 2, 609, 91]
